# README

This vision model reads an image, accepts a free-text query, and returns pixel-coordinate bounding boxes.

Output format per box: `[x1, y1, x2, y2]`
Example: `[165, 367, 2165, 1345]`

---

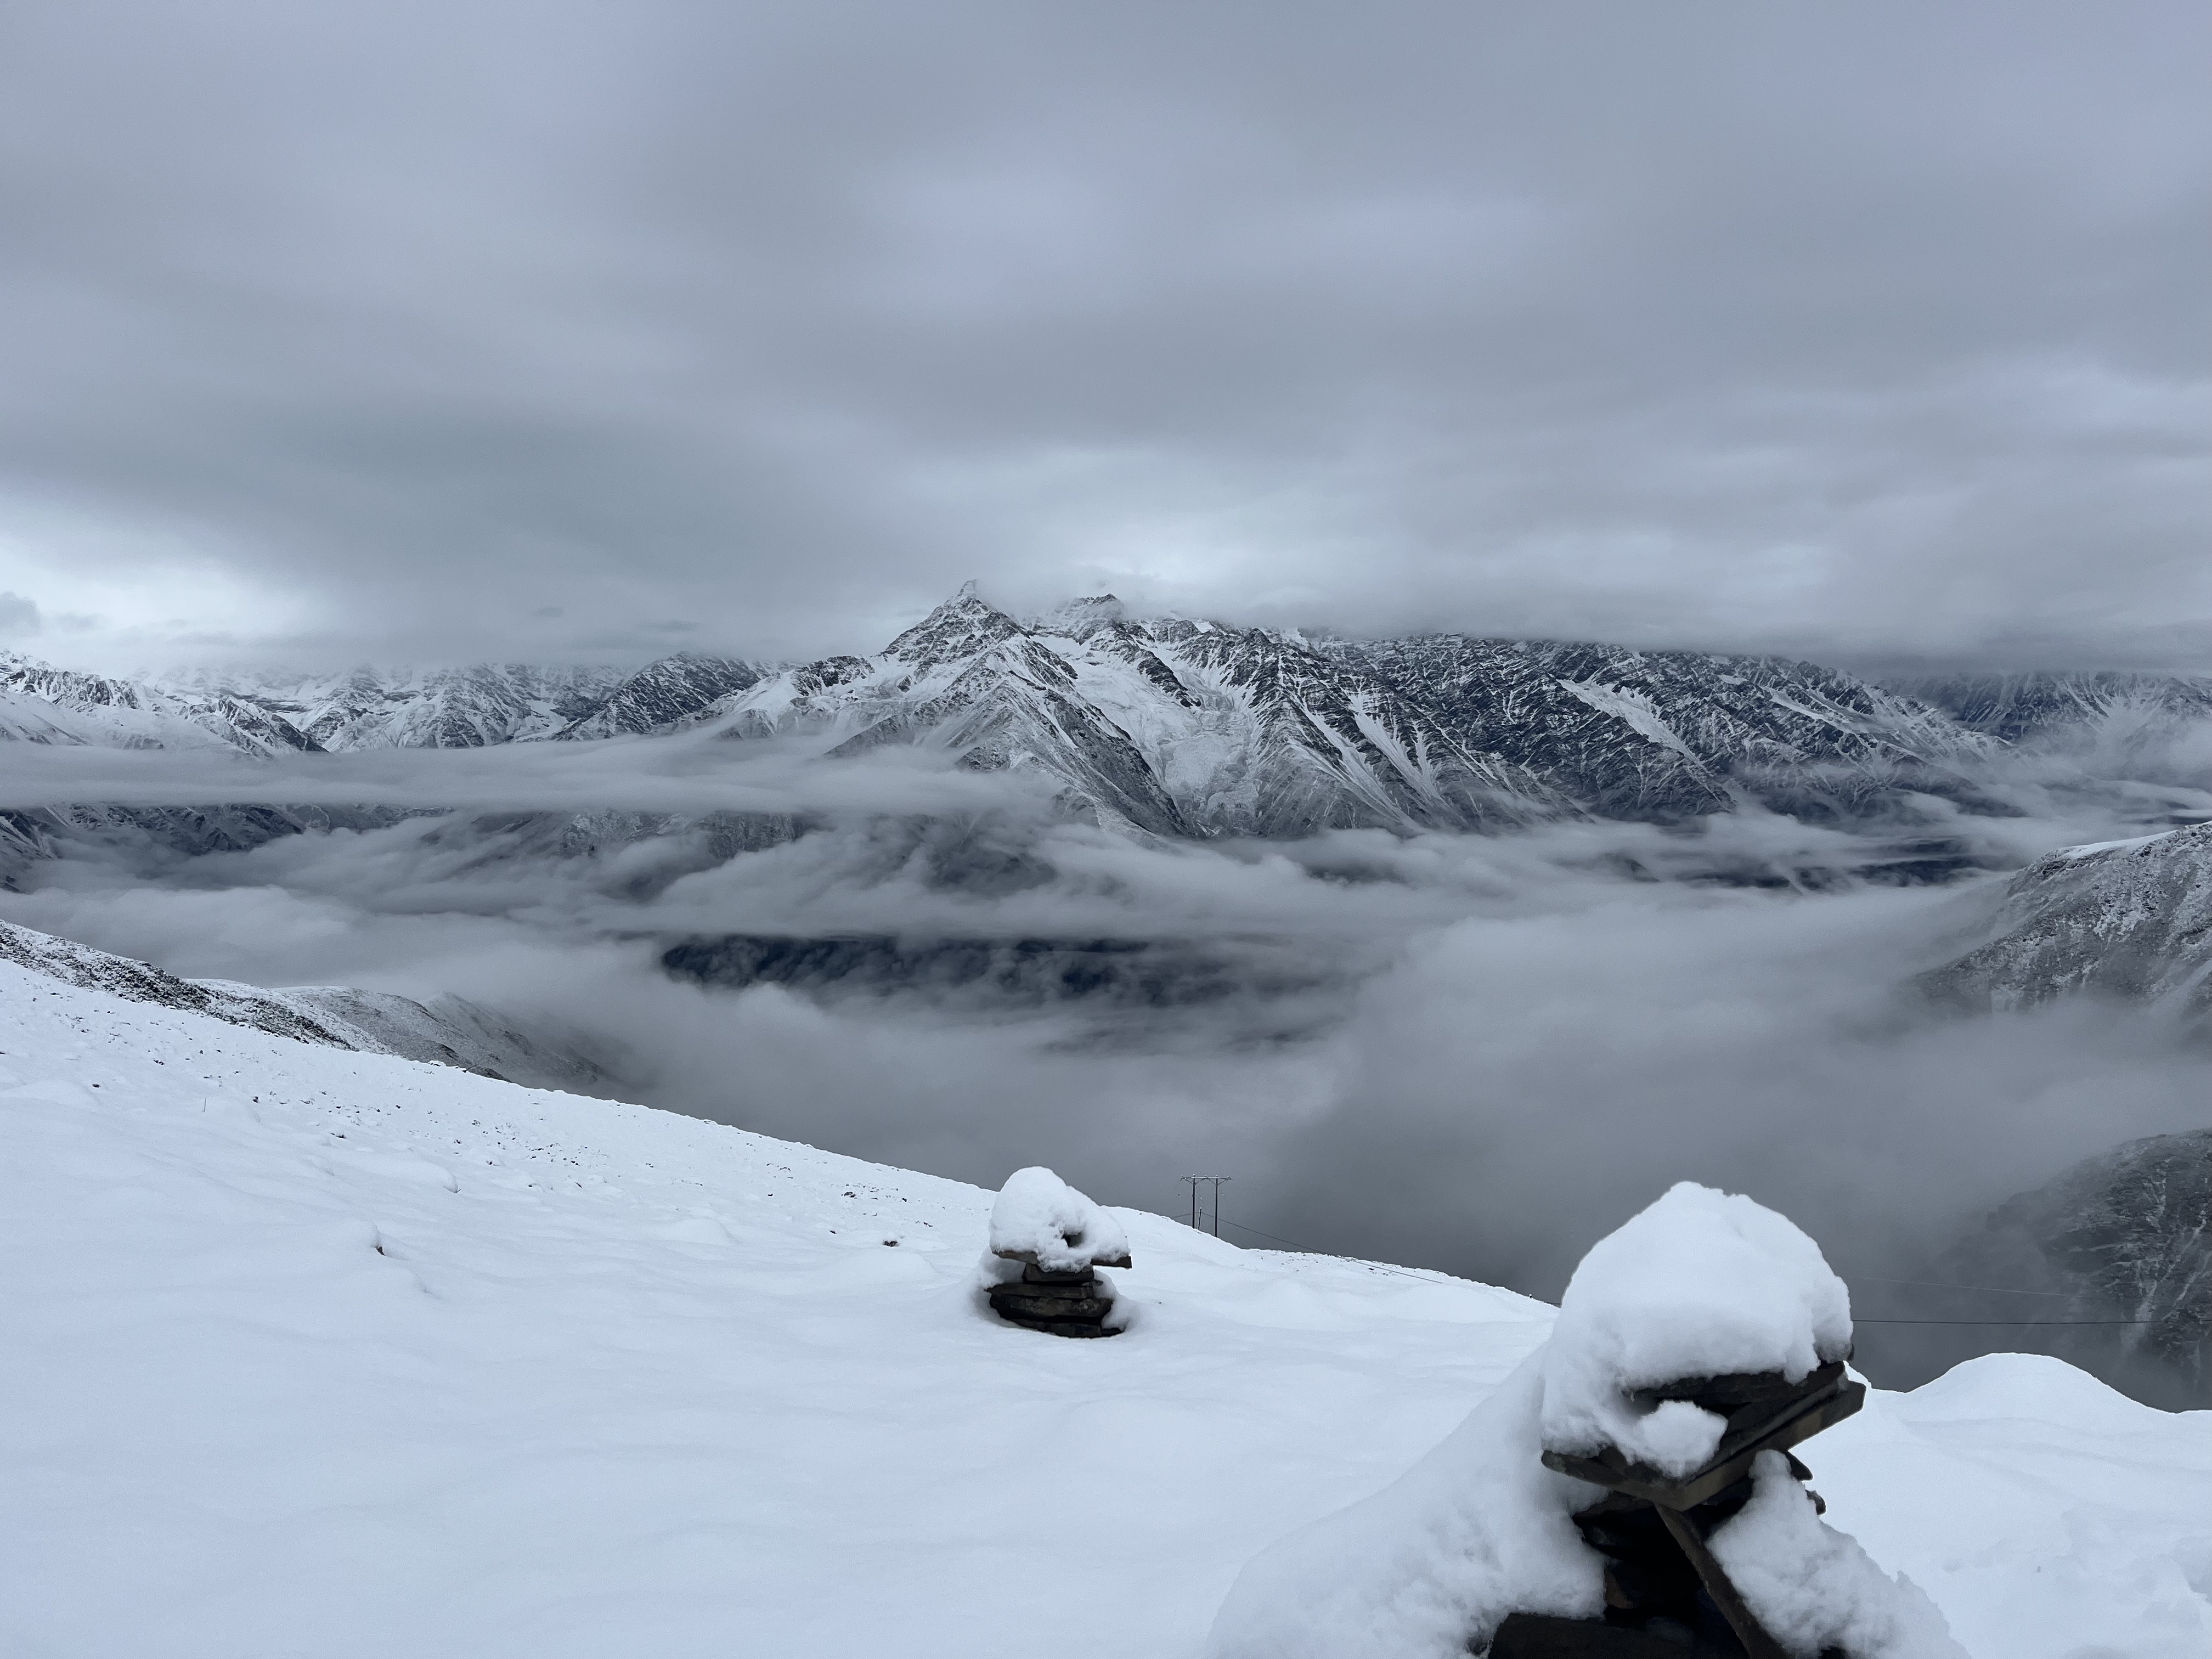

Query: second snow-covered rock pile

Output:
[984, 1166, 1132, 1338]
[1205, 1183, 1965, 1659]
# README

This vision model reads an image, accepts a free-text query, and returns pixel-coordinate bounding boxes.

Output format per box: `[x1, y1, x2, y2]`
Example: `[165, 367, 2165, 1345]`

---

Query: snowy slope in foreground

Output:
[2, 970, 2207, 1659]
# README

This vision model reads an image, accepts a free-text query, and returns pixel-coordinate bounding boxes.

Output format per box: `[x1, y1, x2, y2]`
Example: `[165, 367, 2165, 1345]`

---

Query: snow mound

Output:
[1204, 1352, 1601, 1659]
[1712, 1452, 1965, 1659]
[1541, 1181, 1853, 1476]
[987, 1165, 1132, 1269]
[1206, 1185, 1928, 1659]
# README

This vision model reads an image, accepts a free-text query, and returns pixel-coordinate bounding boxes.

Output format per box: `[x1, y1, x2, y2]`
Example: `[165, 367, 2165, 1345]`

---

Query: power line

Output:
[1849, 1274, 2081, 1300]
[1857, 1317, 2157, 1327]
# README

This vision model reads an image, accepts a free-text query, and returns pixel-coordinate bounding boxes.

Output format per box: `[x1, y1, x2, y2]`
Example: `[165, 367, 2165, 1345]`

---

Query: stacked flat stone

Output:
[1492, 1361, 1865, 1659]
[986, 1261, 1125, 1338]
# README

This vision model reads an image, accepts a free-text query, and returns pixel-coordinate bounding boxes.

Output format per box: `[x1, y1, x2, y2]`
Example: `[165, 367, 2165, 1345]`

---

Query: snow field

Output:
[3, 961, 2208, 1657]
[0, 962, 1551, 1658]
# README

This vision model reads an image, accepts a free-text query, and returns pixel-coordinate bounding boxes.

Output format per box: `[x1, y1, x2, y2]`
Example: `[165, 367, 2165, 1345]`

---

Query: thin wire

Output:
[1857, 1317, 2155, 1327]
[1849, 1274, 2080, 1300]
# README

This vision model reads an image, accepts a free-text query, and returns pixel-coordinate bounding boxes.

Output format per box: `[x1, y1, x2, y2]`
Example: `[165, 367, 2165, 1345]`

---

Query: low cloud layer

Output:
[1, 4, 2208, 669]
[9, 724, 2212, 1401]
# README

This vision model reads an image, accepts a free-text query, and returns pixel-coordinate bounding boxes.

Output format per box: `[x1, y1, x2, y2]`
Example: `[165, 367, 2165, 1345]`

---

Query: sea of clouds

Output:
[5, 719, 2211, 1393]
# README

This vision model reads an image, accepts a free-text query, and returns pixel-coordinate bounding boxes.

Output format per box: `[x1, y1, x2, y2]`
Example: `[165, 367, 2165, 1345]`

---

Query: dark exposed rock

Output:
[659, 932, 1324, 1008]
[987, 1263, 1122, 1338]
[550, 652, 766, 740]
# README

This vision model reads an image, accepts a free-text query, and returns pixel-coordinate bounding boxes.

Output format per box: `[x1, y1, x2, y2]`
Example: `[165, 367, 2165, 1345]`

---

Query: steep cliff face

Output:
[1920, 823, 2212, 1014]
[1942, 1129, 2212, 1406]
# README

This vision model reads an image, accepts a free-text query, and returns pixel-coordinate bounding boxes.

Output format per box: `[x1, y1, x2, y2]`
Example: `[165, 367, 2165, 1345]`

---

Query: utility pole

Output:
[1181, 1175, 1231, 1236]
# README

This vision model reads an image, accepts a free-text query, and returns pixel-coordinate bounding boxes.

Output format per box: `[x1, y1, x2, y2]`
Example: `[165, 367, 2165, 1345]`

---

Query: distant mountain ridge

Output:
[3, 650, 319, 755]
[156, 653, 764, 749]
[1889, 670, 2212, 744]
[14, 589, 2199, 850]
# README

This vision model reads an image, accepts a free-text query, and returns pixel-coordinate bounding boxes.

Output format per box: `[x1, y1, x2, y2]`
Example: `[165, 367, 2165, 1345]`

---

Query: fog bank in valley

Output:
[8, 729, 2212, 1399]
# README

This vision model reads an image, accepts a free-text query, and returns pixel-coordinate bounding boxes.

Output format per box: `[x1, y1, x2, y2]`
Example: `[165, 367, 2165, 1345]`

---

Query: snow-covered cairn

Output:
[984, 1167, 1132, 1339]
[1205, 1183, 1965, 1659]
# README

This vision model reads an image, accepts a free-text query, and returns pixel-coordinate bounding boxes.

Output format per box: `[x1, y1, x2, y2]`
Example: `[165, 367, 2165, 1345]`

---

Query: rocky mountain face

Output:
[176, 653, 767, 749]
[3, 651, 319, 755]
[708, 588, 1668, 836]
[1920, 823, 2212, 1015]
[172, 662, 629, 749]
[0, 918, 610, 1093]
[548, 652, 765, 741]
[1936, 1128, 2212, 1408]
[0, 592, 2012, 849]
[1338, 636, 1992, 822]
[1892, 670, 2212, 744]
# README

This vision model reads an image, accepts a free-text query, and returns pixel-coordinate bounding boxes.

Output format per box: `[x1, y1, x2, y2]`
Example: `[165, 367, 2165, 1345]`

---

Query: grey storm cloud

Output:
[0, 2, 2207, 668]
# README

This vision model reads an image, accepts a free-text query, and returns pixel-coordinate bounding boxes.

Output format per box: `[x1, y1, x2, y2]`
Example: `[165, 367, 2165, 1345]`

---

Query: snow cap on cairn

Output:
[989, 1166, 1132, 1271]
[1541, 1182, 1853, 1478]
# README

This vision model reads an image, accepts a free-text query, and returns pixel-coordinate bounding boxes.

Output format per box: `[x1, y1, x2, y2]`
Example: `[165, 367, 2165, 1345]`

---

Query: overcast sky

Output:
[0, 2, 2206, 672]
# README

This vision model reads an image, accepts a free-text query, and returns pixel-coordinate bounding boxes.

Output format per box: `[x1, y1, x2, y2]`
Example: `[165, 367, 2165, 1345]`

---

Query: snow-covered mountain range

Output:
[3, 649, 319, 754]
[155, 652, 763, 749]
[5, 590, 2015, 843]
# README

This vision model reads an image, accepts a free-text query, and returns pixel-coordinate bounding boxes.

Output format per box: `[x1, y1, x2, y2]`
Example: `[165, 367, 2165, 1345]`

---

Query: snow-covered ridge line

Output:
[0, 918, 605, 1092]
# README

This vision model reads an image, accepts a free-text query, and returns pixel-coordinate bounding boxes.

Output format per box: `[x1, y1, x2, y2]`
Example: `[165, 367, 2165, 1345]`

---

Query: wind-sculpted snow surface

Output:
[1209, 1185, 1957, 1659]
[3, 968, 2208, 1656]
[1920, 823, 2212, 1015]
